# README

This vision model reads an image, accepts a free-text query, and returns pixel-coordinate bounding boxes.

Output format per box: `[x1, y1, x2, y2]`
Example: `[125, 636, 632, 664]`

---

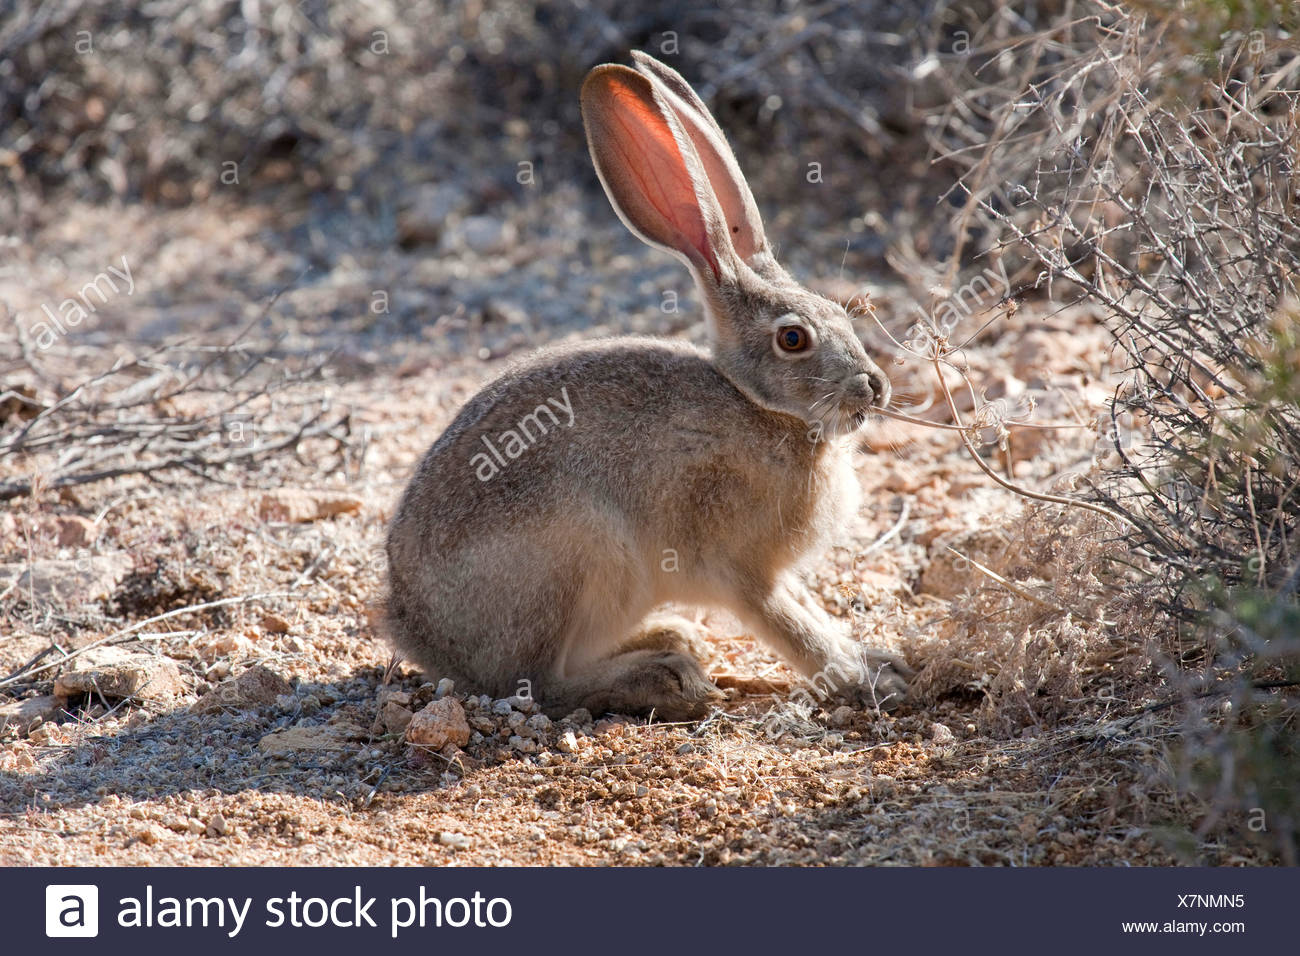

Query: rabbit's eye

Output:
[776, 326, 810, 353]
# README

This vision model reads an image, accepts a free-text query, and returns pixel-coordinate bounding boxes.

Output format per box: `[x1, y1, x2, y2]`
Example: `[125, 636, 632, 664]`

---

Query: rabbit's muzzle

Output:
[843, 368, 892, 410]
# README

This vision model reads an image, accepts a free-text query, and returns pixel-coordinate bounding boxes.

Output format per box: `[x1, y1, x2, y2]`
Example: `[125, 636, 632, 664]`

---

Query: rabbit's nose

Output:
[846, 370, 891, 409]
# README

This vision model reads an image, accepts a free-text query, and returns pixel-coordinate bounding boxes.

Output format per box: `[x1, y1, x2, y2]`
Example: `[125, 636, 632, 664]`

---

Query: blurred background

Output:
[0, 0, 1004, 365]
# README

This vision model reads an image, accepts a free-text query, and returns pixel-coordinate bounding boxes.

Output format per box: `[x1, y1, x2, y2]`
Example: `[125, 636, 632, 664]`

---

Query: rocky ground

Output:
[0, 187, 1269, 867]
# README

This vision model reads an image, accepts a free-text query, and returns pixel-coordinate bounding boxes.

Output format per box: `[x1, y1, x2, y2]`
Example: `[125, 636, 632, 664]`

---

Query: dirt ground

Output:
[0, 192, 1269, 868]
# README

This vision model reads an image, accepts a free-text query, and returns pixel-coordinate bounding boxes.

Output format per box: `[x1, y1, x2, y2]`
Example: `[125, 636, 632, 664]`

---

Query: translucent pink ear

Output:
[631, 51, 770, 266]
[581, 64, 734, 282]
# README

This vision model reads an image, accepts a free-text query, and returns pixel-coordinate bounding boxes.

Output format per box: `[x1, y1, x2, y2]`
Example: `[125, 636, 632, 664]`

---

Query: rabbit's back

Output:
[393, 337, 826, 540]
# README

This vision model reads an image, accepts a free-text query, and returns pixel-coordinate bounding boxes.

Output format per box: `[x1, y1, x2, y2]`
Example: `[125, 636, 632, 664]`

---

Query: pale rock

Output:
[378, 687, 411, 708]
[438, 831, 471, 850]
[197, 632, 256, 662]
[454, 215, 515, 256]
[0, 552, 132, 606]
[257, 722, 365, 755]
[380, 700, 414, 735]
[405, 697, 471, 750]
[54, 647, 185, 703]
[191, 664, 293, 715]
[256, 489, 363, 524]
[260, 612, 291, 634]
[0, 695, 62, 736]
[28, 723, 57, 744]
[508, 734, 538, 753]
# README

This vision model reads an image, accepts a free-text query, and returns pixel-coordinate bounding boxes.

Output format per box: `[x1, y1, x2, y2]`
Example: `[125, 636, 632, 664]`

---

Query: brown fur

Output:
[382, 54, 911, 718]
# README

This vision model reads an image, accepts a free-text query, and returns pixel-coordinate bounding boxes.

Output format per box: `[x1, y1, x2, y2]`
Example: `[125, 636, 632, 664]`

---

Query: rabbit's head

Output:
[582, 51, 890, 437]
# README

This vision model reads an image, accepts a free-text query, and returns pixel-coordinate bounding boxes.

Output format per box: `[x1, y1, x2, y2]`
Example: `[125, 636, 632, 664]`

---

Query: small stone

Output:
[54, 648, 185, 703]
[438, 831, 471, 850]
[256, 489, 363, 524]
[491, 699, 514, 716]
[406, 697, 472, 750]
[378, 688, 411, 708]
[931, 722, 957, 745]
[829, 705, 855, 729]
[454, 215, 515, 255]
[54, 515, 96, 548]
[525, 713, 551, 733]
[28, 723, 56, 744]
[380, 701, 414, 735]
[556, 731, 580, 754]
[0, 695, 62, 736]
[675, 743, 695, 756]
[206, 813, 229, 837]
[190, 665, 292, 715]
[199, 633, 256, 660]
[257, 722, 365, 755]
[260, 613, 291, 634]
[435, 678, 455, 699]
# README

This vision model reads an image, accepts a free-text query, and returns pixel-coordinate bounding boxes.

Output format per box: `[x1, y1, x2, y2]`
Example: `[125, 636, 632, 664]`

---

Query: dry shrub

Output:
[911, 501, 1142, 733]
[919, 0, 1300, 859]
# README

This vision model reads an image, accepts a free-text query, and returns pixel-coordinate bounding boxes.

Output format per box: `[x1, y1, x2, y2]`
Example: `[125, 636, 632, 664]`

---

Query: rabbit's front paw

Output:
[842, 647, 913, 712]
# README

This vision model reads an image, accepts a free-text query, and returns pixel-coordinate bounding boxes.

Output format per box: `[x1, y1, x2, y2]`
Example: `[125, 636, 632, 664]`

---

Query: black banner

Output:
[12, 866, 1294, 952]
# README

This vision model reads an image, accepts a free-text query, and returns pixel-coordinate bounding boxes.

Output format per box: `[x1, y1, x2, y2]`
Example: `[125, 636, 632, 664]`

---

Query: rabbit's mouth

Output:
[816, 402, 873, 436]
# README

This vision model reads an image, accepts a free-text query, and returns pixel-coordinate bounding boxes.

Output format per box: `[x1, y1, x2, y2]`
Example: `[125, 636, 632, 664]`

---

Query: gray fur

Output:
[382, 54, 912, 719]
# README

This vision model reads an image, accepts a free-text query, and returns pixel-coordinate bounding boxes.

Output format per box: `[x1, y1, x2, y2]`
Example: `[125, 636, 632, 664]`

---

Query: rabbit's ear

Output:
[630, 52, 770, 268]
[581, 64, 736, 284]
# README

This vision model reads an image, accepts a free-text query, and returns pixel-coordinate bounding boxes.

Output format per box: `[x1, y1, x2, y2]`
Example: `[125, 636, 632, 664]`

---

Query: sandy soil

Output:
[0, 197, 1266, 867]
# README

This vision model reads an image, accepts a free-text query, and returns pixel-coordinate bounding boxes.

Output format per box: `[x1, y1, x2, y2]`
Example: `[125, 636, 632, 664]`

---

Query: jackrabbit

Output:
[382, 51, 912, 719]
